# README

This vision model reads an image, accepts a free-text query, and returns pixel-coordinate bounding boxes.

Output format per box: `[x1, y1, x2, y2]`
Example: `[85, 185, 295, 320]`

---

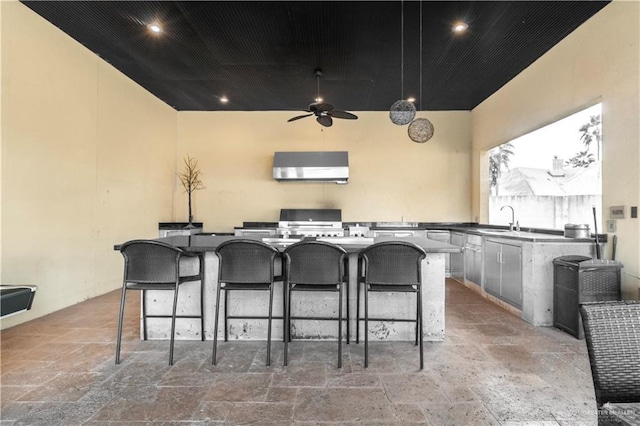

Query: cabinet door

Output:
[484, 240, 501, 297]
[427, 232, 451, 274]
[467, 246, 482, 285]
[450, 232, 465, 282]
[473, 248, 483, 285]
[500, 243, 522, 309]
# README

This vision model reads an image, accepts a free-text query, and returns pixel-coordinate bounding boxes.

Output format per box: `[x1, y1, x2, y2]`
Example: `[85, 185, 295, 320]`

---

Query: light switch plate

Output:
[606, 220, 617, 233]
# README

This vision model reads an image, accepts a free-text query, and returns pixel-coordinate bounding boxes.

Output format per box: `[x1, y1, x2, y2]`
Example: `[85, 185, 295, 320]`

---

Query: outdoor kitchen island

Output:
[119, 234, 460, 343]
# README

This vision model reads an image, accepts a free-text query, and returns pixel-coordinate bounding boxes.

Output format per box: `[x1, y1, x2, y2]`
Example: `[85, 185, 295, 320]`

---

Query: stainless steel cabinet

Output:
[484, 239, 522, 309]
[450, 232, 465, 283]
[464, 234, 482, 286]
[484, 241, 501, 295]
[427, 231, 451, 276]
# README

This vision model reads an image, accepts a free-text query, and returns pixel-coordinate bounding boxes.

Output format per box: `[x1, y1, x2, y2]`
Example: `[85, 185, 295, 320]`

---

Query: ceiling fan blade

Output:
[330, 110, 358, 120]
[317, 116, 333, 127]
[287, 113, 313, 122]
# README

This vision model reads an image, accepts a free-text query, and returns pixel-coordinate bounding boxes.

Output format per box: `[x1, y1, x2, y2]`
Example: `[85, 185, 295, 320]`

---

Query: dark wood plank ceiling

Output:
[21, 1, 610, 111]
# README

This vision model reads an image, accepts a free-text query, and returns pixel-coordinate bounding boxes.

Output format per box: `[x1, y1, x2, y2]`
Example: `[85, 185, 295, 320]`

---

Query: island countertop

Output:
[114, 234, 462, 254]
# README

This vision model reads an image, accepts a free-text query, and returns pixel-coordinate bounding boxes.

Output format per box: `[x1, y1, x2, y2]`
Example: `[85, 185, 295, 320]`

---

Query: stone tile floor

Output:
[0, 280, 598, 425]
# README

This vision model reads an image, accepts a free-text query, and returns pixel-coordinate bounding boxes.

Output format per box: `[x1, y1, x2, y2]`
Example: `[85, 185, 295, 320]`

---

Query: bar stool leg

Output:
[338, 283, 343, 368]
[224, 289, 229, 342]
[415, 286, 419, 346]
[169, 285, 179, 366]
[282, 281, 286, 343]
[212, 283, 222, 365]
[364, 283, 369, 368]
[418, 285, 424, 370]
[346, 274, 350, 345]
[142, 289, 148, 340]
[356, 280, 360, 344]
[200, 261, 205, 341]
[267, 284, 274, 366]
[115, 285, 127, 364]
[283, 281, 290, 366]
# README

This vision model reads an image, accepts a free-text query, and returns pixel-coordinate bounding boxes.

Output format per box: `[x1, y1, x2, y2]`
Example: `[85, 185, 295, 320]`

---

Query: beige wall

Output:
[0, 2, 4, 285]
[472, 0, 640, 299]
[1, 2, 177, 329]
[175, 110, 472, 230]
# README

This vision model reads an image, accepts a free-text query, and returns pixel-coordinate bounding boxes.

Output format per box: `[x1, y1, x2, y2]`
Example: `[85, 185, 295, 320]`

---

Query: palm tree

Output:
[566, 150, 595, 168]
[579, 114, 601, 161]
[489, 142, 515, 196]
[567, 114, 601, 167]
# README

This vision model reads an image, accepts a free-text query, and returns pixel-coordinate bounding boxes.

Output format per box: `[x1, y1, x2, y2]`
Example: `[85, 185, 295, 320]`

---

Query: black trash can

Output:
[553, 256, 622, 338]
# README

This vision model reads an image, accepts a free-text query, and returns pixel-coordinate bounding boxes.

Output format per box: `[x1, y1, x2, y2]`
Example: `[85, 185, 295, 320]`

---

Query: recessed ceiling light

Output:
[452, 22, 468, 33]
[147, 23, 162, 34]
[407, 97, 416, 103]
[219, 96, 229, 104]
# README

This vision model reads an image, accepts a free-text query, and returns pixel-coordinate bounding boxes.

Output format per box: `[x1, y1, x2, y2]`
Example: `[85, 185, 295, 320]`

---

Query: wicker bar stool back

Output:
[580, 301, 640, 423]
[213, 239, 282, 366]
[283, 241, 348, 368]
[357, 241, 427, 369]
[117, 240, 204, 365]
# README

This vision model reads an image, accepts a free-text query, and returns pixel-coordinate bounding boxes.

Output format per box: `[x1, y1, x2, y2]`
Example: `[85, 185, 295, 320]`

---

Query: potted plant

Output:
[178, 155, 205, 229]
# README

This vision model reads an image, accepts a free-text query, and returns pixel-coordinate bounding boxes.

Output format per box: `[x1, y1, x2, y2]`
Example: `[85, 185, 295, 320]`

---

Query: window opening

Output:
[488, 104, 602, 230]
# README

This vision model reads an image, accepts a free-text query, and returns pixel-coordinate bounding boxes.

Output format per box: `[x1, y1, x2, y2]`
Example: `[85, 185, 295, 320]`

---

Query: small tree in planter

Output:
[178, 155, 205, 228]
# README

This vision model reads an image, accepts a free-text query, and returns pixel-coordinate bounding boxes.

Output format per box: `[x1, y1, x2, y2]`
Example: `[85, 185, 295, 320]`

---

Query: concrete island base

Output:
[142, 252, 446, 343]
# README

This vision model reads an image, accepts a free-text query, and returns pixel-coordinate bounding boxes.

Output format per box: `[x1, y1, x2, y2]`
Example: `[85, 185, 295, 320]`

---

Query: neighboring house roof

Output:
[562, 163, 602, 195]
[496, 163, 601, 196]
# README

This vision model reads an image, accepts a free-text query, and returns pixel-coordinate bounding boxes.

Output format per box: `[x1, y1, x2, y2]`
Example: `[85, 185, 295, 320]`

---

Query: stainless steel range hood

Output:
[273, 151, 349, 184]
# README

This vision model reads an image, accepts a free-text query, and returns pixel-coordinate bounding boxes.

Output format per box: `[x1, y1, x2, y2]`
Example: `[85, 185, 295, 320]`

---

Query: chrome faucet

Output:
[500, 205, 520, 231]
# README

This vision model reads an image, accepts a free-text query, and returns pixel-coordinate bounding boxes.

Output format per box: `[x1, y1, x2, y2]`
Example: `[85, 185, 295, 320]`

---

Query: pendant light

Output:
[389, 0, 416, 126]
[408, 1, 435, 143]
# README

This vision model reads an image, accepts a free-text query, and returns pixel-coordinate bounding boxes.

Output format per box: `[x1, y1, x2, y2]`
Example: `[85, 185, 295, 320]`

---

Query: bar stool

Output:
[116, 240, 204, 365]
[283, 240, 348, 368]
[356, 241, 426, 369]
[213, 239, 282, 366]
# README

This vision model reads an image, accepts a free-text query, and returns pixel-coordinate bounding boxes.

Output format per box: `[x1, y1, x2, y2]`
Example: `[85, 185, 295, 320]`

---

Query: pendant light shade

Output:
[408, 118, 434, 143]
[389, 100, 416, 125]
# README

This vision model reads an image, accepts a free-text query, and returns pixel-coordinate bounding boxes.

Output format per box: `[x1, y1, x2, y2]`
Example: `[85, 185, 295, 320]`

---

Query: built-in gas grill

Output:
[278, 209, 345, 237]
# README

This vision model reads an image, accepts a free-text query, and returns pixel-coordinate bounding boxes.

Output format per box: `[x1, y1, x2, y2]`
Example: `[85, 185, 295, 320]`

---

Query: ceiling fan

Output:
[287, 69, 358, 127]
